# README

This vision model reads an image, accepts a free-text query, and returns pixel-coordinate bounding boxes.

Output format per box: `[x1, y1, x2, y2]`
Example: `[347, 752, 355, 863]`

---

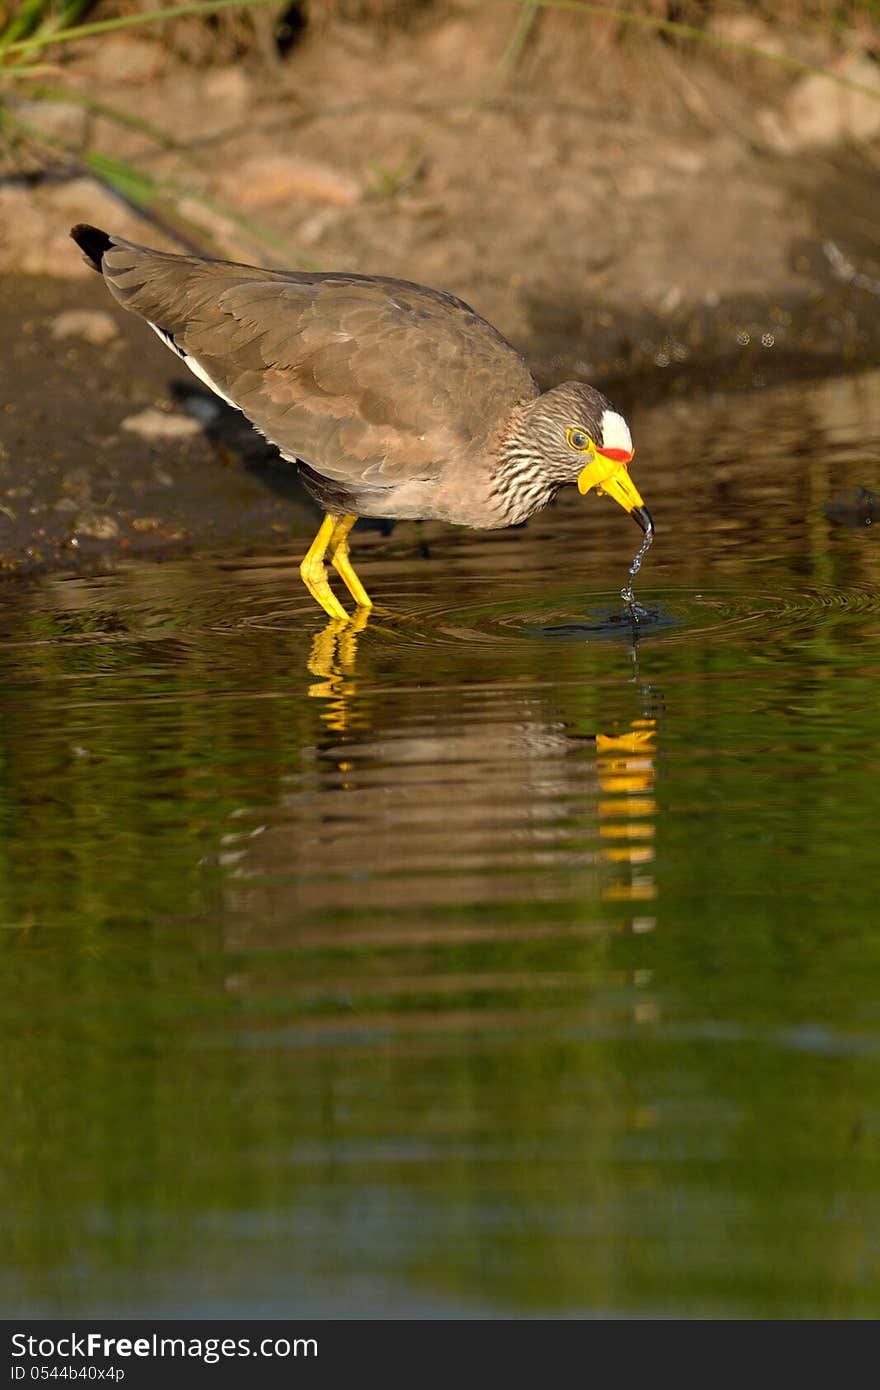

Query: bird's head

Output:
[528, 382, 652, 534]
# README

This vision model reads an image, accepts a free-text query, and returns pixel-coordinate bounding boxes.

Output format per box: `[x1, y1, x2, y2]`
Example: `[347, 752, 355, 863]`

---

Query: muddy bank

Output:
[3, 5, 880, 571]
[0, 275, 319, 574]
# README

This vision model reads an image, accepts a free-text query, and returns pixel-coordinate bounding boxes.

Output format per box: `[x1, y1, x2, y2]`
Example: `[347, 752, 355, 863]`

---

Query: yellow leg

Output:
[299, 513, 349, 621]
[328, 513, 372, 610]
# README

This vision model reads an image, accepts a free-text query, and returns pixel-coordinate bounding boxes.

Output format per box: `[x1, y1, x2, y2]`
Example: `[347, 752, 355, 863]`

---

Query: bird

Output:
[70, 223, 651, 621]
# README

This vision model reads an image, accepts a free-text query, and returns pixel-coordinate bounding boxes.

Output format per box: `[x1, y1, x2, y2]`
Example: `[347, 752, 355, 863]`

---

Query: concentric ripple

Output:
[4, 558, 880, 664]
[356, 583, 880, 651]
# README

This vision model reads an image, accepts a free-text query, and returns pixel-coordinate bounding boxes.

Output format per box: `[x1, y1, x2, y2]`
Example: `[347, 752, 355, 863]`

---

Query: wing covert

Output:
[99, 241, 539, 489]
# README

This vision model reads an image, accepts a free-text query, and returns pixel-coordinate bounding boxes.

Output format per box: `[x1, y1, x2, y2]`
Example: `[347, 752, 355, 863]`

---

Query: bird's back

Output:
[89, 233, 540, 517]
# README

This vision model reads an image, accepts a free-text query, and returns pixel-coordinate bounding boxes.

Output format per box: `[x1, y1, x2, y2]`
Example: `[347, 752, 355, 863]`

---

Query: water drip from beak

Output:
[621, 513, 654, 606]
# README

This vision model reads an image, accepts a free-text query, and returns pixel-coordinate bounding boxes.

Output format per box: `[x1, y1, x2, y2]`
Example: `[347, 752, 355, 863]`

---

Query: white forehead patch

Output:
[600, 409, 632, 454]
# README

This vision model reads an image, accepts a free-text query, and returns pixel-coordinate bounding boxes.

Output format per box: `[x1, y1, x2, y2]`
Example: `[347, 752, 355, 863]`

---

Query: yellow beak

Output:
[577, 452, 652, 533]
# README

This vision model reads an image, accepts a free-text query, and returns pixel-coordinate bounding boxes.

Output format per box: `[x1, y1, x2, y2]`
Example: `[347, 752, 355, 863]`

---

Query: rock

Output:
[73, 513, 120, 540]
[202, 66, 250, 113]
[60, 467, 92, 502]
[708, 12, 830, 64]
[231, 155, 361, 208]
[121, 408, 202, 440]
[660, 146, 706, 177]
[87, 36, 160, 84]
[50, 178, 134, 221]
[708, 14, 789, 59]
[754, 107, 791, 152]
[773, 54, 880, 150]
[51, 309, 119, 345]
[825, 486, 880, 527]
[0, 187, 90, 278]
[181, 394, 224, 426]
[13, 99, 87, 147]
[614, 165, 660, 201]
[299, 208, 344, 246]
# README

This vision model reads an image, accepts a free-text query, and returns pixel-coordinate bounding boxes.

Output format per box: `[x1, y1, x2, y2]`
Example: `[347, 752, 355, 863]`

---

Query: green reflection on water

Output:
[4, 376, 880, 1317]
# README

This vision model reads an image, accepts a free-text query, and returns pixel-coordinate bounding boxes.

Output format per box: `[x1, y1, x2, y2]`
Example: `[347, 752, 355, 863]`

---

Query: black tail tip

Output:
[70, 223, 113, 272]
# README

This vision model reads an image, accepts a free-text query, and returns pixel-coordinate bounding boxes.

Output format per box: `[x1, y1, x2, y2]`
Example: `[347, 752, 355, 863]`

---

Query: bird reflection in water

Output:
[220, 609, 661, 937]
[306, 610, 372, 730]
[591, 619, 658, 913]
[596, 718, 657, 913]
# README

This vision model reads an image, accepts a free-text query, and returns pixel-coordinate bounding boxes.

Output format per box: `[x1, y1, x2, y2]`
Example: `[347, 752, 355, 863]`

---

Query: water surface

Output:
[4, 369, 880, 1318]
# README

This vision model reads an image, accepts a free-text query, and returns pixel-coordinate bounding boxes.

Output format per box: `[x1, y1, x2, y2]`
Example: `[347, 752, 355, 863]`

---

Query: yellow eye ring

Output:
[566, 427, 594, 453]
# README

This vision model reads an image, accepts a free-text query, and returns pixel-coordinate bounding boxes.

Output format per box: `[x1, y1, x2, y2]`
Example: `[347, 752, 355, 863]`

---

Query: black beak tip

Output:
[631, 504, 653, 535]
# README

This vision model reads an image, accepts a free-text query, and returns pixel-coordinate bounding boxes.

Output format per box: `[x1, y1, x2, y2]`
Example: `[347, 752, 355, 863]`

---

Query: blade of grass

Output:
[175, 189, 319, 267]
[24, 83, 182, 147]
[0, 62, 61, 76]
[50, 0, 95, 31]
[496, 0, 540, 81]
[477, 0, 541, 104]
[0, 0, 55, 49]
[494, 0, 880, 103]
[1, 0, 94, 59]
[2, 0, 279, 57]
[89, 159, 316, 266]
[81, 146, 161, 203]
[0, 102, 315, 267]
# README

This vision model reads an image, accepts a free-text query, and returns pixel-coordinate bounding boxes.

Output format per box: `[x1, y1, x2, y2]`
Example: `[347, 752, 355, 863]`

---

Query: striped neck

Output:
[488, 405, 561, 526]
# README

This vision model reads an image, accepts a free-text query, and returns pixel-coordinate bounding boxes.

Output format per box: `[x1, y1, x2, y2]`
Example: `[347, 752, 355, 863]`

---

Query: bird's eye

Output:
[566, 427, 592, 452]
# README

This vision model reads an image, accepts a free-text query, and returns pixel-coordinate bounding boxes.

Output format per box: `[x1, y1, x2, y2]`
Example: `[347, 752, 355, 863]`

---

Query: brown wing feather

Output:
[98, 239, 539, 495]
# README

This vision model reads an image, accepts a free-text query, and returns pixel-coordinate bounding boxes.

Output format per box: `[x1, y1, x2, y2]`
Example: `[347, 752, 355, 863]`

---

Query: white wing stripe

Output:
[146, 320, 238, 409]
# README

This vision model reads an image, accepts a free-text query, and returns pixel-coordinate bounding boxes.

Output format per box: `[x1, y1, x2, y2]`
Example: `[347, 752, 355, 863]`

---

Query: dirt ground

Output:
[6, 3, 880, 360]
[2, 2, 880, 571]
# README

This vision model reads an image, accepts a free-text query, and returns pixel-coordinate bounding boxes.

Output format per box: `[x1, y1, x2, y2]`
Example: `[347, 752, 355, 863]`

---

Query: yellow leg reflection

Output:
[299, 512, 372, 619]
[595, 717, 658, 906]
[307, 608, 370, 732]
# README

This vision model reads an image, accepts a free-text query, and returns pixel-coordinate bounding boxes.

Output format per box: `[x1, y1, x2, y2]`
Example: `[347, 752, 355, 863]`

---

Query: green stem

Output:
[2, 0, 278, 57]
[0, 103, 313, 267]
[496, 0, 541, 79]
[0, 63, 60, 77]
[0, 0, 53, 49]
[50, 0, 95, 32]
[24, 83, 181, 146]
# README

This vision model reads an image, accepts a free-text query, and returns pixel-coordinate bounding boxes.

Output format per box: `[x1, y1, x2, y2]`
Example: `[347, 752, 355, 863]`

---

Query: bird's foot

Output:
[330, 542, 373, 610]
[300, 555, 350, 622]
[328, 515, 373, 610]
[300, 512, 373, 620]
